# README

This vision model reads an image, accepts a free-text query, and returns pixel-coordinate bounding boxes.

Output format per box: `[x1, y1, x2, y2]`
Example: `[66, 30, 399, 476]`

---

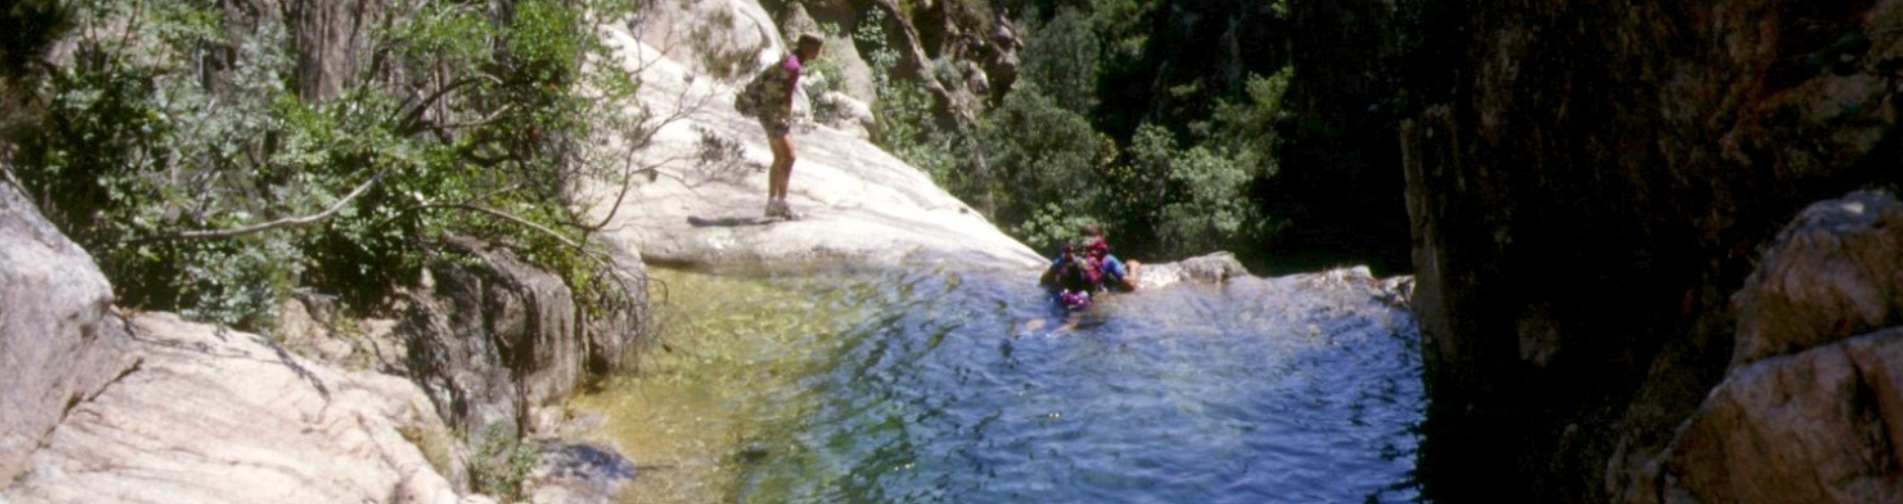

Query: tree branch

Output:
[0, 161, 21, 193]
[427, 104, 515, 132]
[398, 74, 504, 134]
[127, 170, 387, 244]
[418, 203, 587, 251]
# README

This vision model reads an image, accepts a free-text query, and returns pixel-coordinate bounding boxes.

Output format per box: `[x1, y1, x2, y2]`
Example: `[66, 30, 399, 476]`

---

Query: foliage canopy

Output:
[861, 0, 1295, 261]
[6, 0, 646, 332]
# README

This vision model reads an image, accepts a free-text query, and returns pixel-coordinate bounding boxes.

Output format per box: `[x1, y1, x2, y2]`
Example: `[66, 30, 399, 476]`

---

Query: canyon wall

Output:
[1396, 1, 1903, 501]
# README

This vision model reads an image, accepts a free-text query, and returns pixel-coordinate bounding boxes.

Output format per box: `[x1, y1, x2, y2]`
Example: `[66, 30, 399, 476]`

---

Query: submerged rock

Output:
[528, 442, 639, 504]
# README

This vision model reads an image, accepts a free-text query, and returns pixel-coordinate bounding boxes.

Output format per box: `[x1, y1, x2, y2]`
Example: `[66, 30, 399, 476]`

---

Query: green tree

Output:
[1123, 123, 1264, 257]
[1199, 68, 1293, 178]
[861, 9, 960, 186]
[977, 82, 1107, 229]
[9, 0, 645, 331]
[1018, 7, 1098, 115]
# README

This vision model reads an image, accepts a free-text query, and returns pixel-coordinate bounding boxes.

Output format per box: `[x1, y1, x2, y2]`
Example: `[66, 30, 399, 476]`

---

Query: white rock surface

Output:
[0, 183, 126, 484]
[5, 312, 486, 504]
[620, 0, 781, 80]
[577, 26, 1046, 274]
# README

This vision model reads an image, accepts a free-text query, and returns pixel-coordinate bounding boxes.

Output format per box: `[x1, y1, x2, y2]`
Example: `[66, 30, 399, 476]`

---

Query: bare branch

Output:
[0, 158, 21, 192]
[128, 170, 387, 244]
[427, 104, 516, 132]
[399, 74, 505, 134]
[419, 203, 587, 251]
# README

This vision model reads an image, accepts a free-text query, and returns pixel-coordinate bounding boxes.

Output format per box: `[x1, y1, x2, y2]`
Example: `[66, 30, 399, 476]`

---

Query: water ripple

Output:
[586, 266, 1424, 504]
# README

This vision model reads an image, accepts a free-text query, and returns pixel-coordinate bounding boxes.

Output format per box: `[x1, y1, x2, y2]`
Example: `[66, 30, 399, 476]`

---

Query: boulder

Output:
[1134, 252, 1252, 290]
[275, 290, 408, 373]
[623, 0, 780, 81]
[1731, 190, 1903, 368]
[0, 183, 127, 484]
[1645, 328, 1903, 503]
[401, 236, 649, 438]
[4, 312, 488, 504]
[1621, 189, 1903, 503]
[526, 442, 639, 504]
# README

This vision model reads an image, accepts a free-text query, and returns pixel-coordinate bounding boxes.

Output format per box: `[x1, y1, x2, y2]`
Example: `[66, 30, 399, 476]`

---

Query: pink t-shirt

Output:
[779, 54, 803, 106]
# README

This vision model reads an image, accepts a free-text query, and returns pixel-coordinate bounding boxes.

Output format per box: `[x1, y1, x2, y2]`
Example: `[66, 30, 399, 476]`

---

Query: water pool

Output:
[569, 265, 1424, 503]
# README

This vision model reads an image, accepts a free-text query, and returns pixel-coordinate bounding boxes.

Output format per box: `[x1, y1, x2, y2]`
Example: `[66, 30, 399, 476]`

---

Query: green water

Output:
[568, 264, 1425, 503]
[568, 265, 883, 502]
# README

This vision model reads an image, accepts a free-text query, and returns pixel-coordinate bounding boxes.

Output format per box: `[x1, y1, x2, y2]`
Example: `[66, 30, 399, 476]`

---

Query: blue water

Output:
[694, 266, 1426, 503]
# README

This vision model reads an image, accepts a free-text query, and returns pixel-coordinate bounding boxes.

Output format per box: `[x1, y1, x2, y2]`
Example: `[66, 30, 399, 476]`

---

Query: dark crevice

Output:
[261, 334, 332, 402]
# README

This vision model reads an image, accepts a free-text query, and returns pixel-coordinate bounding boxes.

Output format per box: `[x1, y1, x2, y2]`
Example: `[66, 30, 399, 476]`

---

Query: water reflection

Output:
[571, 265, 1424, 503]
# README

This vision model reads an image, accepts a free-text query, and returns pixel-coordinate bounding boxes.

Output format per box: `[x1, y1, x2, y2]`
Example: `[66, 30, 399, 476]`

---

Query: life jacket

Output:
[1058, 256, 1100, 292]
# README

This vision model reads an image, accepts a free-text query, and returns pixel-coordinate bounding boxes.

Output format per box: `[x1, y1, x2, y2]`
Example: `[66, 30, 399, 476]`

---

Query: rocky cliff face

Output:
[401, 235, 648, 439]
[1398, 1, 1903, 501]
[1635, 190, 1903, 504]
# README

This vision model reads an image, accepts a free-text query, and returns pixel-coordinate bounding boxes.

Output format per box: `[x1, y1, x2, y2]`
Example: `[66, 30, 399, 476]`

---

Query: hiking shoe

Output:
[767, 199, 799, 220]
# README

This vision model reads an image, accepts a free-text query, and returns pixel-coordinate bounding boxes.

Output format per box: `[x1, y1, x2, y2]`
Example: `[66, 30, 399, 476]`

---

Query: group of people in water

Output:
[1038, 225, 1139, 310]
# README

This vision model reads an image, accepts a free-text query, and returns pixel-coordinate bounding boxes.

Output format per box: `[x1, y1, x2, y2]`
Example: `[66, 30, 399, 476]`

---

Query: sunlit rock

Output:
[578, 25, 1047, 273]
[0, 183, 126, 484]
[6, 312, 489, 504]
[400, 236, 648, 439]
[1136, 252, 1252, 290]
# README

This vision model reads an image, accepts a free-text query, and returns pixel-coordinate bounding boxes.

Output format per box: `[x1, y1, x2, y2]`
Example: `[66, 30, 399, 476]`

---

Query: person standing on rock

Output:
[760, 33, 824, 219]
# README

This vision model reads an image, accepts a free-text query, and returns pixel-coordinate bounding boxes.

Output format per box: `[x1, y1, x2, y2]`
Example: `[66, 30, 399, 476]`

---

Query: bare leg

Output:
[767, 134, 795, 201]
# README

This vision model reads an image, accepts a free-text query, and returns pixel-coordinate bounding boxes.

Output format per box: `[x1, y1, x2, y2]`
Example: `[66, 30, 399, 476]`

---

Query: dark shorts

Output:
[760, 116, 791, 138]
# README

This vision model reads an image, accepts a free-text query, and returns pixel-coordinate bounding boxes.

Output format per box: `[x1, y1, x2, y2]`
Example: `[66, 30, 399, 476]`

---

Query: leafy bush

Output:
[470, 424, 540, 502]
[692, 7, 755, 81]
[1018, 7, 1099, 115]
[963, 3, 1293, 261]
[692, 125, 750, 183]
[8, 0, 644, 331]
[858, 9, 962, 188]
[1200, 69, 1293, 178]
[1128, 124, 1264, 257]
[977, 83, 1107, 226]
[1013, 201, 1098, 254]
